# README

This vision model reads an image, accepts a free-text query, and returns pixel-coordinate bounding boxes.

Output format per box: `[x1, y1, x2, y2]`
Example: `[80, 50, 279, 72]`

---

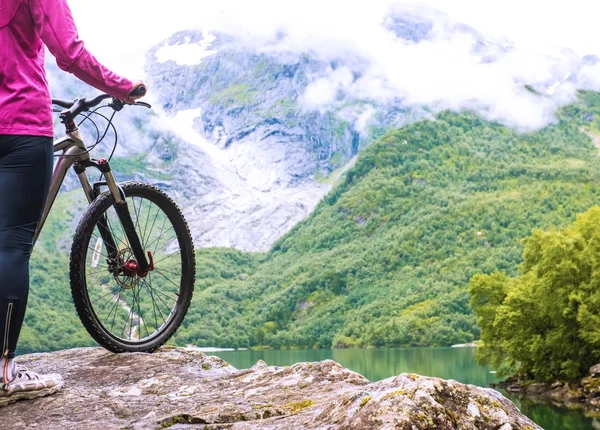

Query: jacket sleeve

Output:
[28, 0, 133, 100]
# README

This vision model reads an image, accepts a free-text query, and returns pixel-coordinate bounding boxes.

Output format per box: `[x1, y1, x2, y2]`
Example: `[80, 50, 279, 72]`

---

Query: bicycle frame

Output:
[34, 128, 150, 273]
[34, 130, 92, 244]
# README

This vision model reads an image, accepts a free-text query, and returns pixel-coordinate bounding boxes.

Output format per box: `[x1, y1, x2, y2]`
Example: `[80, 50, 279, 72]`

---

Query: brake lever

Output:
[134, 101, 152, 109]
[109, 98, 125, 112]
[107, 98, 151, 112]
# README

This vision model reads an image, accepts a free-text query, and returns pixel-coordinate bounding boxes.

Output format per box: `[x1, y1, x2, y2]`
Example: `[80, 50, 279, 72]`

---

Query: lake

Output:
[209, 347, 597, 430]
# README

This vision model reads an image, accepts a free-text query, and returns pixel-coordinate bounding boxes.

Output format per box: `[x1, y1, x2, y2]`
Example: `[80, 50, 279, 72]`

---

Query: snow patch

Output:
[155, 34, 217, 66]
[160, 108, 230, 166]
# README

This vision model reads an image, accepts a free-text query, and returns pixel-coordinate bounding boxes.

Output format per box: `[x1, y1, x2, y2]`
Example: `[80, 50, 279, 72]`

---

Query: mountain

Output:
[165, 92, 600, 349]
[145, 28, 427, 251]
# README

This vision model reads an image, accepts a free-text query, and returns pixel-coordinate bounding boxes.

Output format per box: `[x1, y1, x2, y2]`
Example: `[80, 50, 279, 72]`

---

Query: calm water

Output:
[210, 347, 597, 430]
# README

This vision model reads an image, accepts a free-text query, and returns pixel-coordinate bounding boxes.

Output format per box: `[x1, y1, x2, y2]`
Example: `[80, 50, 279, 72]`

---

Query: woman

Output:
[0, 0, 144, 405]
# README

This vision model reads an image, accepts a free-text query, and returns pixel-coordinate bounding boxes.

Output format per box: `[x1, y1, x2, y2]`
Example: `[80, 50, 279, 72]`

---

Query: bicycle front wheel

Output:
[70, 181, 195, 352]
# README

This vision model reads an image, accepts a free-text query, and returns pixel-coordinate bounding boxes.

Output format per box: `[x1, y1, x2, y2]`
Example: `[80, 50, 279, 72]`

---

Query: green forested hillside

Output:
[20, 91, 600, 353]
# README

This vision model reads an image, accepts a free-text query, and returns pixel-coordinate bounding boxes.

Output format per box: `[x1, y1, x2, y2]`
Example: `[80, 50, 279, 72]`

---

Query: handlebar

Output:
[52, 93, 113, 111]
[51, 85, 149, 125]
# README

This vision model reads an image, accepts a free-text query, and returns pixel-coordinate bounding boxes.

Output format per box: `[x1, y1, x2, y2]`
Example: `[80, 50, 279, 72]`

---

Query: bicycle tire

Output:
[69, 181, 195, 353]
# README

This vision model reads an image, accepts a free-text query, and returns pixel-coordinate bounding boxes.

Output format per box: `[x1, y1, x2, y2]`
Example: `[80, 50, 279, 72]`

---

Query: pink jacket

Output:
[0, 0, 132, 137]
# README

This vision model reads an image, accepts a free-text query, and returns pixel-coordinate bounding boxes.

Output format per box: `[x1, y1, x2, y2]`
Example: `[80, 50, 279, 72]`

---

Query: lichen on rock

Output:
[3, 347, 540, 429]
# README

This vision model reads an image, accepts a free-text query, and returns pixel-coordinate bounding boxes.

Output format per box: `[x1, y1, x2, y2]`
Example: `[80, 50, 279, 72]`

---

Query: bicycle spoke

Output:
[122, 289, 135, 340]
[86, 268, 110, 277]
[141, 202, 157, 248]
[143, 277, 168, 329]
[132, 197, 143, 232]
[151, 252, 182, 270]
[143, 281, 179, 305]
[143, 274, 177, 311]
[106, 213, 132, 253]
[93, 288, 122, 313]
[107, 290, 123, 332]
[86, 254, 131, 276]
[152, 265, 182, 277]
[157, 262, 184, 271]
[142, 219, 171, 254]
[142, 204, 161, 250]
[152, 268, 183, 291]
[154, 236, 180, 257]
[78, 185, 192, 348]
[146, 281, 161, 334]
[85, 273, 113, 291]
[86, 245, 112, 261]
[135, 281, 144, 340]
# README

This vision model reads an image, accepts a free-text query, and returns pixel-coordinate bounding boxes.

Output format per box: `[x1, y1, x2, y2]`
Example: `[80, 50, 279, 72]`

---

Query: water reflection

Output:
[211, 347, 596, 430]
[506, 395, 600, 430]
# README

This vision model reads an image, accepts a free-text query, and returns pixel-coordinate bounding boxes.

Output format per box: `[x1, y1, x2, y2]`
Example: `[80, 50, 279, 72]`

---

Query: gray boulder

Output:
[3, 347, 541, 429]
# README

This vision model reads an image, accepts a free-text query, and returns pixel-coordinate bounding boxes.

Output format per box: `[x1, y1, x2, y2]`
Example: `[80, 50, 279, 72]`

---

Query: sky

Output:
[69, 0, 600, 74]
[66, 0, 600, 129]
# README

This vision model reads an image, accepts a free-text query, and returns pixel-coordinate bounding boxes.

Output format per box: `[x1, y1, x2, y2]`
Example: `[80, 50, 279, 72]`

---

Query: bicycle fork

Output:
[76, 158, 152, 277]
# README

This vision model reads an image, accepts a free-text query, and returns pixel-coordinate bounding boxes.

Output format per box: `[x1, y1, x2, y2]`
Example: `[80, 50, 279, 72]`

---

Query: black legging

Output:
[0, 135, 53, 359]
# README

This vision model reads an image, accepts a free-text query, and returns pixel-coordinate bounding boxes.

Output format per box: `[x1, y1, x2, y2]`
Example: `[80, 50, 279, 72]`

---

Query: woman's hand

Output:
[125, 80, 147, 104]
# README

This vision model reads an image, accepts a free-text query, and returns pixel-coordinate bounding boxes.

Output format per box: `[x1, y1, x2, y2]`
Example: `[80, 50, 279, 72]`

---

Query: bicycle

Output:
[35, 86, 196, 353]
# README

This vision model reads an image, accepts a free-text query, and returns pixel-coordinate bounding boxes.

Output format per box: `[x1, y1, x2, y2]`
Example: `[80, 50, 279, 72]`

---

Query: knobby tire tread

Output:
[69, 181, 195, 353]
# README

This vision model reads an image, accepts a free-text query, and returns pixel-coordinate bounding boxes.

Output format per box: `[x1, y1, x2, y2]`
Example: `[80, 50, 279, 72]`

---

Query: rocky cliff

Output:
[143, 27, 423, 252]
[4, 347, 540, 429]
[46, 3, 600, 252]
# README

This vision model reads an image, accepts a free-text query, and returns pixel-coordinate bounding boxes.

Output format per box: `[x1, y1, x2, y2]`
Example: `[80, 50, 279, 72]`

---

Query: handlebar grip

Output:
[52, 99, 74, 109]
[129, 85, 146, 98]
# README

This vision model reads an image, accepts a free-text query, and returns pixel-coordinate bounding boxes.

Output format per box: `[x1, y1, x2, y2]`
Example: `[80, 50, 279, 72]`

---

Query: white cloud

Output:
[303, 67, 355, 107]
[63, 0, 600, 129]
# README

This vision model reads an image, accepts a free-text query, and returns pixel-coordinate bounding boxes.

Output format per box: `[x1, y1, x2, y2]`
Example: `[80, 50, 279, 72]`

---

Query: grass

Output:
[209, 83, 258, 107]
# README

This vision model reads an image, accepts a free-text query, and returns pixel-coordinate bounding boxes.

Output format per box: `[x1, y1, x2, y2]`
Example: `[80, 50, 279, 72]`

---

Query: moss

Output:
[359, 396, 372, 408]
[330, 151, 344, 167]
[252, 404, 274, 409]
[110, 154, 171, 180]
[332, 119, 350, 140]
[253, 58, 270, 76]
[156, 414, 208, 429]
[209, 83, 257, 107]
[445, 409, 457, 427]
[583, 377, 600, 390]
[283, 399, 316, 414]
[382, 390, 407, 400]
[201, 363, 211, 370]
[264, 99, 295, 117]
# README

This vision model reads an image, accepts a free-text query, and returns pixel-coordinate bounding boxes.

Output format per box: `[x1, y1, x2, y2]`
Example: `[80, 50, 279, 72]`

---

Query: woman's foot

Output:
[0, 364, 63, 407]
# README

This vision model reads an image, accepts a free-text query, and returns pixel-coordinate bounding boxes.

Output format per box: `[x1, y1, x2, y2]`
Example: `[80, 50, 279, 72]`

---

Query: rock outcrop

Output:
[4, 347, 540, 429]
[496, 363, 600, 417]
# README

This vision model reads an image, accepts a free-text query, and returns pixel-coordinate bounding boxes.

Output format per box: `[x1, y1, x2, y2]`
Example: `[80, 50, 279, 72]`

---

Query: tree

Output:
[469, 206, 600, 381]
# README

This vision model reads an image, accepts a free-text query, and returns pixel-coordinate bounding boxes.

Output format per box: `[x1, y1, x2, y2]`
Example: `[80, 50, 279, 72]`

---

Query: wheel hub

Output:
[114, 249, 155, 289]
[122, 260, 140, 278]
